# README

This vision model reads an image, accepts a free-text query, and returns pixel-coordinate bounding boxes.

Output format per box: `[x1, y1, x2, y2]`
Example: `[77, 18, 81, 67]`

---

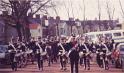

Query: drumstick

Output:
[66, 36, 73, 43]
[59, 43, 65, 55]
[37, 43, 43, 53]
[10, 44, 17, 52]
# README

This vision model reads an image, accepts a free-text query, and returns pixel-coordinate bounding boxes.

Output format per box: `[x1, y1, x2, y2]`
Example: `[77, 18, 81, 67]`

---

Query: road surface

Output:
[0, 61, 123, 73]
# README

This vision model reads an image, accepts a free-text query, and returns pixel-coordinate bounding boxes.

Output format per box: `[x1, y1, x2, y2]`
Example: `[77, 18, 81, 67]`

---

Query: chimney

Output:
[49, 17, 54, 20]
[56, 16, 60, 20]
[56, 16, 60, 23]
[42, 15, 47, 20]
[69, 17, 74, 21]
[36, 14, 40, 19]
[2, 11, 8, 15]
[28, 13, 33, 18]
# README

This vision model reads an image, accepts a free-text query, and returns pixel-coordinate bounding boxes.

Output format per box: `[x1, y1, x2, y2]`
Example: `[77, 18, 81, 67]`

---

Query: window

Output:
[105, 33, 112, 38]
[113, 32, 121, 37]
[38, 29, 40, 33]
[88, 35, 95, 39]
[123, 32, 124, 36]
[0, 46, 7, 53]
[87, 35, 96, 41]
[60, 28, 63, 34]
[120, 45, 124, 52]
[96, 34, 103, 38]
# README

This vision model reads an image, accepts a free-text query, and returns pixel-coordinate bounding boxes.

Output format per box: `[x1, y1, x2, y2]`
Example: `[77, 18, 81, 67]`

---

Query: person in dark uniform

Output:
[29, 37, 36, 64]
[8, 42, 17, 71]
[103, 49, 109, 70]
[19, 42, 26, 52]
[62, 52, 68, 70]
[78, 36, 91, 70]
[51, 39, 59, 63]
[38, 37, 47, 60]
[69, 43, 79, 73]
[95, 43, 102, 67]
[82, 44, 90, 70]
[36, 49, 43, 70]
[19, 42, 28, 67]
[105, 38, 114, 65]
[98, 39, 109, 70]
[102, 43, 109, 70]
[35, 43, 43, 70]
[46, 43, 53, 66]
[78, 37, 85, 66]
[58, 37, 68, 70]
[78, 40, 84, 66]
[10, 51, 17, 71]
[68, 36, 80, 73]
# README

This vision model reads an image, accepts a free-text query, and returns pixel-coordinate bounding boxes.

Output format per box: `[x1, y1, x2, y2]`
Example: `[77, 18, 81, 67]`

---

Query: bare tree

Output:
[50, 0, 60, 36]
[97, 0, 101, 31]
[69, 0, 74, 18]
[69, 0, 75, 35]
[82, 0, 86, 33]
[63, 0, 70, 19]
[77, 0, 85, 34]
[0, 0, 54, 41]
[63, 0, 72, 36]
[119, 0, 124, 18]
[106, 0, 115, 30]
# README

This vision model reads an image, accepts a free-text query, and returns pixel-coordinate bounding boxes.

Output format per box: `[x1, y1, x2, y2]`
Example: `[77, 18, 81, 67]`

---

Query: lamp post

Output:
[69, 18, 74, 35]
[56, 16, 60, 37]
[75, 19, 81, 35]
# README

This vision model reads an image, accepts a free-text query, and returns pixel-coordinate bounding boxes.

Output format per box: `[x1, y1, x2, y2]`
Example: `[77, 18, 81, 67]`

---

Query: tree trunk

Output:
[25, 25, 31, 41]
[25, 16, 31, 42]
[16, 22, 22, 42]
[71, 25, 73, 35]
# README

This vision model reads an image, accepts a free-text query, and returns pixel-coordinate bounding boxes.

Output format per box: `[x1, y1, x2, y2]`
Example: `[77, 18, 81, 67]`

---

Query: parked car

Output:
[113, 43, 124, 70]
[119, 44, 124, 71]
[0, 45, 10, 64]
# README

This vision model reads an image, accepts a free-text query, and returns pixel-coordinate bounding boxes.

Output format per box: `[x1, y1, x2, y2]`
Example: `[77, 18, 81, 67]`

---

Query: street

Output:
[0, 62, 123, 73]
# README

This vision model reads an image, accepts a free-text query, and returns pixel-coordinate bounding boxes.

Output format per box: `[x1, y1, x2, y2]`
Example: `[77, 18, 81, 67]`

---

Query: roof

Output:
[28, 18, 41, 24]
[29, 24, 39, 29]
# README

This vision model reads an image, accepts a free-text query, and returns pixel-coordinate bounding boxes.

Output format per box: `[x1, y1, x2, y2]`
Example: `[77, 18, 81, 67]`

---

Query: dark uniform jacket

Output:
[69, 49, 79, 61]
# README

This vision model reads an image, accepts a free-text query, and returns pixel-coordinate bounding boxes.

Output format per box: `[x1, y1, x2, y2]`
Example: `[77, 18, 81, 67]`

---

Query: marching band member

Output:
[58, 37, 68, 70]
[78, 38, 84, 66]
[8, 41, 17, 71]
[29, 37, 36, 64]
[69, 43, 79, 73]
[35, 42, 43, 70]
[99, 37, 110, 70]
[95, 41, 102, 67]
[82, 38, 90, 70]
[102, 43, 109, 70]
[46, 43, 53, 66]
[67, 35, 80, 73]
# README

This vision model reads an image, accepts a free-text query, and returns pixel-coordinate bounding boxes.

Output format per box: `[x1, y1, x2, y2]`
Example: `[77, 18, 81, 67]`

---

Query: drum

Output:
[25, 50, 33, 54]
[79, 51, 84, 58]
[41, 52, 47, 56]
[106, 52, 112, 56]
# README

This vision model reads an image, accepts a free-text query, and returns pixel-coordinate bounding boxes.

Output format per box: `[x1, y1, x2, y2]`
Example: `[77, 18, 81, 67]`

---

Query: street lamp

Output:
[69, 18, 75, 35]
[75, 19, 81, 35]
[56, 16, 60, 37]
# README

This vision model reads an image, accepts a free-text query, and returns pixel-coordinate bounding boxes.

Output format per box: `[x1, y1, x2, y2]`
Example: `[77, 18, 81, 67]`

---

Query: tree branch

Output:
[119, 0, 124, 18]
[32, 0, 51, 15]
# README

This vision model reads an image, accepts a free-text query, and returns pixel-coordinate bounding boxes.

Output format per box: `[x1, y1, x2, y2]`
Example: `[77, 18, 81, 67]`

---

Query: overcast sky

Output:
[47, 0, 124, 23]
